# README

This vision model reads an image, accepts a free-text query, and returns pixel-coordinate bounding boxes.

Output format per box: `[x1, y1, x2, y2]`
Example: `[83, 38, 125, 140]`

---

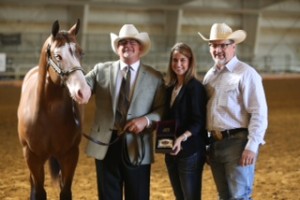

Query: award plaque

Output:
[155, 120, 177, 153]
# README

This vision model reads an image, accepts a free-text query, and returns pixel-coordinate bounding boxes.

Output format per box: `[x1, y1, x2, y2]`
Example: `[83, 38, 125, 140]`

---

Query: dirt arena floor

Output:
[0, 74, 300, 200]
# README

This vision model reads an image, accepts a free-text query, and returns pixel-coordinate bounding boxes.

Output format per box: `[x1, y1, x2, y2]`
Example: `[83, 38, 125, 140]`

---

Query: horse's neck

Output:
[45, 79, 67, 99]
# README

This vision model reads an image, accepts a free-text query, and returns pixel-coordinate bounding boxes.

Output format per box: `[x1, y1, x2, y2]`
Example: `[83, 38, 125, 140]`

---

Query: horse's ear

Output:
[52, 20, 59, 38]
[69, 19, 80, 36]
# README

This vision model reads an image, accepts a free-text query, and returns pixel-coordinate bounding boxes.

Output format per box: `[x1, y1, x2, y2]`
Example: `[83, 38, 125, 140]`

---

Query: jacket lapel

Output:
[171, 84, 186, 109]
[111, 61, 120, 113]
[130, 64, 145, 104]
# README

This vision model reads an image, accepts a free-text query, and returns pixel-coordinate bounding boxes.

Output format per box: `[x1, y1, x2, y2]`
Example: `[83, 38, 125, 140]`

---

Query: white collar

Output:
[119, 60, 140, 72]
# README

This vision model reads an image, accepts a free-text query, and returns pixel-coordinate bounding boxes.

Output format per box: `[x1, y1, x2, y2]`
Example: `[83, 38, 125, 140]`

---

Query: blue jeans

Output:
[165, 152, 206, 200]
[209, 131, 255, 200]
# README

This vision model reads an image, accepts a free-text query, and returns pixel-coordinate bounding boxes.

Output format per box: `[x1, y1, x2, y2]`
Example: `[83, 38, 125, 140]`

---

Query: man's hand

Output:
[124, 117, 148, 134]
[240, 149, 256, 166]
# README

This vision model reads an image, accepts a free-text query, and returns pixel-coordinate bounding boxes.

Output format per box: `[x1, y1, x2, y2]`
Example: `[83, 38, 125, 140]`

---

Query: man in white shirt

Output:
[198, 23, 268, 200]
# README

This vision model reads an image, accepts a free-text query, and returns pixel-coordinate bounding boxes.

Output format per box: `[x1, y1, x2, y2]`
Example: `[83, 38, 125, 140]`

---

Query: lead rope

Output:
[121, 134, 145, 169]
[71, 100, 145, 167]
[71, 100, 122, 146]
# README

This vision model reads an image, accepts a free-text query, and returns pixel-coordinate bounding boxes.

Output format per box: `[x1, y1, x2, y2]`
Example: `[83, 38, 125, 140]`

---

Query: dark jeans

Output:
[165, 152, 206, 200]
[209, 131, 254, 200]
[95, 135, 151, 200]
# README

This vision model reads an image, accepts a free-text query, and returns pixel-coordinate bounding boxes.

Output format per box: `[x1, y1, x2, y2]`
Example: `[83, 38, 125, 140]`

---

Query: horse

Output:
[17, 19, 91, 200]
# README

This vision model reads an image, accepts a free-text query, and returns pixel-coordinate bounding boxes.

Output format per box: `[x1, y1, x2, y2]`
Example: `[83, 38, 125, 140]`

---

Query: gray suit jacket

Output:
[85, 60, 165, 164]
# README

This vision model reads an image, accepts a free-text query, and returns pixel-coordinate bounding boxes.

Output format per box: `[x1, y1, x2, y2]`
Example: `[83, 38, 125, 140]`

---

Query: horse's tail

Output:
[49, 156, 61, 181]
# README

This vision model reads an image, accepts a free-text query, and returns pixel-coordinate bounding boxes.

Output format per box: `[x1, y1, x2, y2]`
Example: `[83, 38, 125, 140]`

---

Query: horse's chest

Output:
[46, 101, 72, 117]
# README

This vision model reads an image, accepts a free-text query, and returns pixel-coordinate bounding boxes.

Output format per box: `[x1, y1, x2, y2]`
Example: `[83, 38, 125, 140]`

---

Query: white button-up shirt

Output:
[116, 60, 140, 100]
[203, 56, 268, 153]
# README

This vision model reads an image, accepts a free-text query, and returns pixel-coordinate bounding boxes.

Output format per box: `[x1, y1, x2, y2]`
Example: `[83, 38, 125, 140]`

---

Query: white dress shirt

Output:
[203, 56, 268, 153]
[115, 60, 140, 101]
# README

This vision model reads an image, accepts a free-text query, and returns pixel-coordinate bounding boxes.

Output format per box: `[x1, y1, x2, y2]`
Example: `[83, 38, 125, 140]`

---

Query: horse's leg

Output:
[24, 146, 47, 200]
[57, 146, 79, 200]
[29, 173, 46, 200]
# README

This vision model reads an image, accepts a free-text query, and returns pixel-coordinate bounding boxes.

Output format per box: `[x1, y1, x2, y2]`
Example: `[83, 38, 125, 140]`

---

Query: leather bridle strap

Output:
[71, 98, 145, 167]
[121, 134, 145, 169]
[71, 100, 122, 146]
[81, 130, 123, 146]
[46, 44, 85, 85]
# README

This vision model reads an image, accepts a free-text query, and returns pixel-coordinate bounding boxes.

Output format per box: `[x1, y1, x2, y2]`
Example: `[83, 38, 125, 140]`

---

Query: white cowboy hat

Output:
[198, 23, 247, 44]
[110, 24, 151, 57]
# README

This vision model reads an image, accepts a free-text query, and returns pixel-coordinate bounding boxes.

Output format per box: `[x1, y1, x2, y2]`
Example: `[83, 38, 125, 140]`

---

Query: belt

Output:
[210, 128, 248, 141]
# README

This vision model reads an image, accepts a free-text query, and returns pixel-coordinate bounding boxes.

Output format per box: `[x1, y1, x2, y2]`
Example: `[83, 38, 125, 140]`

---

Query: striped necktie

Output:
[115, 66, 131, 128]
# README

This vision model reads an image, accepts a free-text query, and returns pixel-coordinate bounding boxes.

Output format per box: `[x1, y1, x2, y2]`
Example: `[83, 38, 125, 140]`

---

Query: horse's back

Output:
[20, 66, 39, 93]
[17, 66, 40, 146]
[18, 66, 39, 123]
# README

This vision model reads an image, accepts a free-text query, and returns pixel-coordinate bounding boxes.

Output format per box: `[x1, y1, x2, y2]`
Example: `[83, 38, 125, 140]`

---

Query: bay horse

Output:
[17, 19, 91, 200]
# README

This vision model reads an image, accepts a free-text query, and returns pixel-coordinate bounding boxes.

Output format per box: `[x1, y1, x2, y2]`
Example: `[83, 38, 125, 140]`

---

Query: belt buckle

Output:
[211, 130, 223, 141]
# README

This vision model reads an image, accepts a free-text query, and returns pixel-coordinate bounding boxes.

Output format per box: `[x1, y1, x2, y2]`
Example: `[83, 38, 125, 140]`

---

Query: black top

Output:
[164, 78, 208, 158]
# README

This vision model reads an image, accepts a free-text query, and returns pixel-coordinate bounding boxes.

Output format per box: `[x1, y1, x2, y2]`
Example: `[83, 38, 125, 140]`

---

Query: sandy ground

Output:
[0, 75, 300, 200]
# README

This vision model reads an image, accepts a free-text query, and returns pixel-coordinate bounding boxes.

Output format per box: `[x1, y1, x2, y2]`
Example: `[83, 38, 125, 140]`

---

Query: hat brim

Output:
[110, 32, 151, 57]
[198, 30, 246, 44]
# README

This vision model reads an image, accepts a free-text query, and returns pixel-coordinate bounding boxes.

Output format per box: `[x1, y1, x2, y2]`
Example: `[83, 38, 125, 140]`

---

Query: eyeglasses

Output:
[208, 42, 233, 49]
[118, 39, 139, 46]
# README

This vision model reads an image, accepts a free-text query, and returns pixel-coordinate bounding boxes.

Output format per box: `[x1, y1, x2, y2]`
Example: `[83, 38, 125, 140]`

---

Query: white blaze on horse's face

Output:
[54, 42, 91, 104]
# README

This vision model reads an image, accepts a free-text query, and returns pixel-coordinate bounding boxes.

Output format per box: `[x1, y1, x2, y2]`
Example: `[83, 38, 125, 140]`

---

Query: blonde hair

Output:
[165, 42, 197, 87]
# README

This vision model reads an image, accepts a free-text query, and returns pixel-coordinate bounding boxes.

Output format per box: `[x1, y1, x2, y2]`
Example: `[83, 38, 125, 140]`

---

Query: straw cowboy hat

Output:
[110, 24, 151, 57]
[198, 23, 247, 44]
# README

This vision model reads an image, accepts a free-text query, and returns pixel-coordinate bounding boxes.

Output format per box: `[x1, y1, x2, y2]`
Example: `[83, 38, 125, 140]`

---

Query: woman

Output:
[164, 42, 207, 200]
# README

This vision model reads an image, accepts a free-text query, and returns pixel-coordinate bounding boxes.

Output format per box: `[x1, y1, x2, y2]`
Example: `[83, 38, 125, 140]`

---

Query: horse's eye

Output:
[54, 54, 62, 61]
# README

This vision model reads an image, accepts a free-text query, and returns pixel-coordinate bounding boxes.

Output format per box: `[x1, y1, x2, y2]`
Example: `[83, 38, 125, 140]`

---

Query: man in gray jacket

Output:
[85, 24, 165, 200]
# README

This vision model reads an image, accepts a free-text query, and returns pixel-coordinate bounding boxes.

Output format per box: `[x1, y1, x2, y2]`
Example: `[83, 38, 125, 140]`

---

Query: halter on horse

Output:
[17, 19, 91, 200]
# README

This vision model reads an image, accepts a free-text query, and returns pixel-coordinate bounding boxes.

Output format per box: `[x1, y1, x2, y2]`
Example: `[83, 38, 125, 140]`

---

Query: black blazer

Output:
[164, 78, 208, 157]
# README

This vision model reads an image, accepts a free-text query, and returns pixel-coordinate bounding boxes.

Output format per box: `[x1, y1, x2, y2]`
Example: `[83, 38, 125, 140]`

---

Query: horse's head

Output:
[46, 19, 91, 104]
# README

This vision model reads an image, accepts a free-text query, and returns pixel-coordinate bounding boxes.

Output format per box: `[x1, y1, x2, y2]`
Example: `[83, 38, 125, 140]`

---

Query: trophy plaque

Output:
[155, 120, 177, 153]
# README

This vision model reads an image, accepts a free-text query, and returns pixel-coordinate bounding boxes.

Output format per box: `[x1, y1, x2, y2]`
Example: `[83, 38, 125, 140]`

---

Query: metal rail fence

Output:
[1, 33, 299, 80]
